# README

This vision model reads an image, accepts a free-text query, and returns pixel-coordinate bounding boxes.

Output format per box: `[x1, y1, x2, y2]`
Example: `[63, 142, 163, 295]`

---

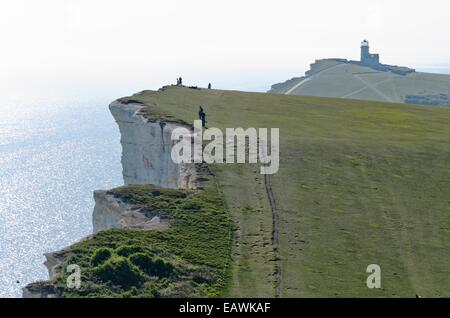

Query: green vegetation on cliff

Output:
[28, 183, 232, 298]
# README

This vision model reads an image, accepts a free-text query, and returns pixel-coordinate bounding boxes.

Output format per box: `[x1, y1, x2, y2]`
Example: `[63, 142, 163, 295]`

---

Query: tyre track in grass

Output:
[264, 172, 282, 297]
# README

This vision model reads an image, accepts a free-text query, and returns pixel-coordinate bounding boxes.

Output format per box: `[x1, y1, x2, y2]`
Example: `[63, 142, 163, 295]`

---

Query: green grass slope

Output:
[270, 61, 450, 107]
[32, 86, 450, 297]
[129, 86, 450, 297]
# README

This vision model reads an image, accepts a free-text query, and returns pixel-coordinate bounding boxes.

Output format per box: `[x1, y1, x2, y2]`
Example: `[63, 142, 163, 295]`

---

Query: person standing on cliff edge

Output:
[198, 106, 206, 127]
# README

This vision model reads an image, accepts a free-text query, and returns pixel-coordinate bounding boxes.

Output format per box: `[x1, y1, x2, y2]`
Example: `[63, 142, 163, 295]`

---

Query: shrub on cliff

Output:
[90, 248, 112, 266]
[116, 244, 146, 257]
[129, 253, 174, 278]
[94, 256, 143, 288]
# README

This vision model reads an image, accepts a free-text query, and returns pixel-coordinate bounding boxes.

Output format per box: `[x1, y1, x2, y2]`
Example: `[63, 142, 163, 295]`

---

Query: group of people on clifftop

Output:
[174, 76, 209, 127]
[176, 76, 211, 90]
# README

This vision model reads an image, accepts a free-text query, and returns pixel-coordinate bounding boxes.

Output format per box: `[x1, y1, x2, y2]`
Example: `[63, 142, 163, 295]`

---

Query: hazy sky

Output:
[1, 0, 450, 92]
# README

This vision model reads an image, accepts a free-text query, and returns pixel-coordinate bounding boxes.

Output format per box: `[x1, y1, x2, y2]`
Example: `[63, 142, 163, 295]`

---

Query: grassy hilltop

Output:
[31, 86, 450, 297]
[270, 59, 450, 107]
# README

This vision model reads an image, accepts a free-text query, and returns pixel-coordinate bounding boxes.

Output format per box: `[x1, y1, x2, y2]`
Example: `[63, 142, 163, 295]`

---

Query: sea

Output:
[0, 87, 125, 297]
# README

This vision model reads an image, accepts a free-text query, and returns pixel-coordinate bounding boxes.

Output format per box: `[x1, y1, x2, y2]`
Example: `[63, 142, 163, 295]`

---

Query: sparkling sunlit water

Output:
[0, 89, 123, 297]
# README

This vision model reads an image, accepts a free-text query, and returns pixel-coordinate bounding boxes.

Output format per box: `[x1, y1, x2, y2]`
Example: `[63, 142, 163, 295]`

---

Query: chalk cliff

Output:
[23, 97, 198, 297]
[110, 100, 197, 189]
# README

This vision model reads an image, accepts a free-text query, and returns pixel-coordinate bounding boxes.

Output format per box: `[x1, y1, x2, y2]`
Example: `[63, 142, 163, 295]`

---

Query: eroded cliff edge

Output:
[23, 95, 217, 298]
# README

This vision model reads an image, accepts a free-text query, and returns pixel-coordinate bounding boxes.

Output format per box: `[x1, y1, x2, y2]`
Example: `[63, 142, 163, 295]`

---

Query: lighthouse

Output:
[360, 40, 380, 67]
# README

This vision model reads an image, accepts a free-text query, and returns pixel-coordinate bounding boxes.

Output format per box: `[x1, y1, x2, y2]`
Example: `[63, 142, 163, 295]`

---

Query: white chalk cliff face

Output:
[109, 100, 197, 189]
[92, 101, 197, 233]
[92, 190, 169, 234]
[23, 98, 198, 297]
[91, 100, 198, 232]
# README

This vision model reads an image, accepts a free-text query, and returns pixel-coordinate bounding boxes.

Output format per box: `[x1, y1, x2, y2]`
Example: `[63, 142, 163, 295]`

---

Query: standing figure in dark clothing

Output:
[179, 77, 183, 85]
[208, 83, 211, 89]
[198, 106, 206, 127]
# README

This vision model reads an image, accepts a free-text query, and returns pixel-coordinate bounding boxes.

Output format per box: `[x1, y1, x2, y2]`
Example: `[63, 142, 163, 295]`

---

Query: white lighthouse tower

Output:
[360, 40, 380, 66]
